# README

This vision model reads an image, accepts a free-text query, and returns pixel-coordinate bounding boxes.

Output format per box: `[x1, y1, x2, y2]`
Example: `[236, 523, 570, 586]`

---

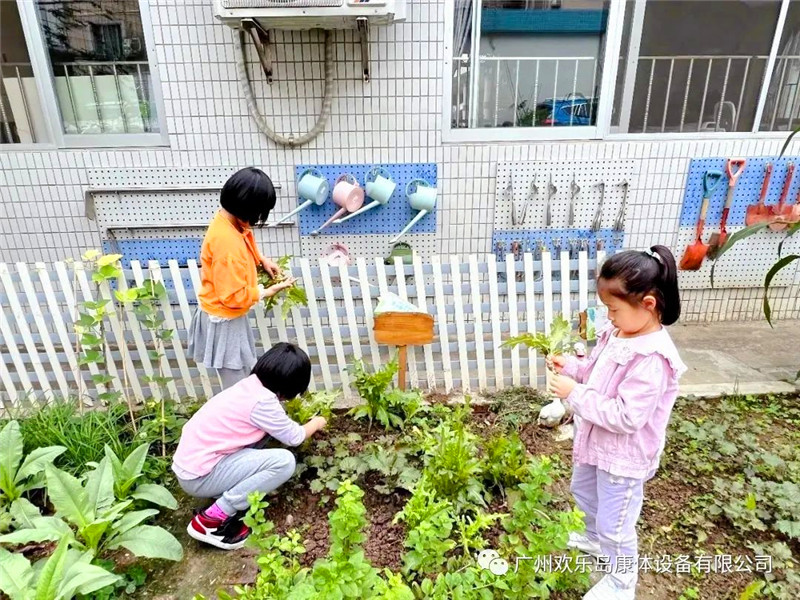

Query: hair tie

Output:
[644, 248, 663, 264]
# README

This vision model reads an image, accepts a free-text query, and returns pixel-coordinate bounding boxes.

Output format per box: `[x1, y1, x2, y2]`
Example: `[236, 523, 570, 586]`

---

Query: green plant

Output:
[394, 482, 456, 575]
[349, 359, 423, 430]
[285, 389, 338, 424]
[88, 561, 148, 599]
[102, 442, 177, 508]
[372, 571, 414, 600]
[481, 431, 530, 497]
[219, 493, 309, 600]
[416, 407, 486, 510]
[500, 457, 589, 598]
[0, 459, 182, 561]
[257, 256, 308, 319]
[455, 511, 503, 558]
[679, 587, 700, 600]
[0, 536, 121, 600]
[0, 420, 65, 504]
[411, 567, 497, 600]
[706, 476, 800, 540]
[363, 440, 421, 495]
[502, 315, 576, 358]
[74, 251, 128, 409]
[131, 277, 176, 457]
[290, 481, 381, 598]
[17, 401, 131, 475]
[305, 435, 370, 503]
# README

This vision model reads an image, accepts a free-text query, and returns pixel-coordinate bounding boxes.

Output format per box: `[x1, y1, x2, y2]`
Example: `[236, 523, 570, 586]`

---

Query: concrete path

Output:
[670, 319, 800, 397]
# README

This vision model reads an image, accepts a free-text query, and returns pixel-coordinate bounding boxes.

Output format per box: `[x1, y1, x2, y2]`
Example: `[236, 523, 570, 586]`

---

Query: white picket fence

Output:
[0, 251, 604, 408]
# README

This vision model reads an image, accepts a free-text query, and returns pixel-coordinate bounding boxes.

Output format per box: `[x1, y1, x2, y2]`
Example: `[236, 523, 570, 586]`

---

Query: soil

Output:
[131, 391, 790, 599]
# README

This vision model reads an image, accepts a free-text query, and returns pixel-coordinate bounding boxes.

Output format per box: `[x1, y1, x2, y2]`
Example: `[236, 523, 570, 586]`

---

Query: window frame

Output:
[443, 0, 799, 143]
[8, 0, 169, 149]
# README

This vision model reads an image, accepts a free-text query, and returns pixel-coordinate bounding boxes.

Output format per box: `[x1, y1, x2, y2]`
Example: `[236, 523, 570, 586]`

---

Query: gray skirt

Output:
[188, 309, 257, 371]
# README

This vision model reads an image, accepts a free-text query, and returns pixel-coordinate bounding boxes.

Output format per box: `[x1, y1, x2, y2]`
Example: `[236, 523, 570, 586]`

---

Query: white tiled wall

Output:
[1, 0, 798, 323]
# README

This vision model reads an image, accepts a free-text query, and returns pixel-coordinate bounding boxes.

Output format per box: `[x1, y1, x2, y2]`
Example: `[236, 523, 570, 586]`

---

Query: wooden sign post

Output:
[373, 312, 435, 390]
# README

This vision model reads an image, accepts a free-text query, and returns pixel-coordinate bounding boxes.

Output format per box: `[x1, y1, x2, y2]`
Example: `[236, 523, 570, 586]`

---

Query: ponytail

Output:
[598, 245, 682, 325]
[650, 245, 681, 325]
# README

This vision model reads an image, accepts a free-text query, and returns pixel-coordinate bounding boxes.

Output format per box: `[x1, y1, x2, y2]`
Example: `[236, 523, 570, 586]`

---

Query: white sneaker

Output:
[567, 532, 603, 557]
[583, 575, 636, 600]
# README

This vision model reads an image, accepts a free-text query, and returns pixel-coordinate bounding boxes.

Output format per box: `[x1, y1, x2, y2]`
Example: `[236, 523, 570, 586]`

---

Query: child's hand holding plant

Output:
[256, 255, 308, 318]
[258, 276, 297, 299]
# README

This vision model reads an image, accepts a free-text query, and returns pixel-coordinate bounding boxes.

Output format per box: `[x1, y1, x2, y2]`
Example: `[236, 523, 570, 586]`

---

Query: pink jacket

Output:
[562, 325, 686, 480]
[172, 375, 306, 478]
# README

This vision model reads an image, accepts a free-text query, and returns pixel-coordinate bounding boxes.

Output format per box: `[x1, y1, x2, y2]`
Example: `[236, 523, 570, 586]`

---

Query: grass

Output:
[15, 400, 133, 474]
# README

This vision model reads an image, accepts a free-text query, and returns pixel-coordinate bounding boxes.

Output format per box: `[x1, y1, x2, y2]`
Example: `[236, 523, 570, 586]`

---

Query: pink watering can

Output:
[312, 174, 365, 235]
[335, 167, 396, 224]
[390, 179, 436, 244]
[271, 168, 329, 226]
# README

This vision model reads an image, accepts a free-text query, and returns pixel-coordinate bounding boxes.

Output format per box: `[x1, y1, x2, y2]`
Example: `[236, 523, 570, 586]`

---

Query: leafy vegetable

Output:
[257, 256, 308, 319]
[0, 420, 65, 504]
[502, 315, 576, 357]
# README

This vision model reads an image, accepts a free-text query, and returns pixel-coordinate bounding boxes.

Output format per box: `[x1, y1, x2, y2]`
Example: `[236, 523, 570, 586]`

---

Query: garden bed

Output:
[130, 391, 799, 600]
[2, 388, 799, 600]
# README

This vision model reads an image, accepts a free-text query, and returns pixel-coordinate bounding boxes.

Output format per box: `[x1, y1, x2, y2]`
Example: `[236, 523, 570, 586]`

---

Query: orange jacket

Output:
[197, 212, 262, 319]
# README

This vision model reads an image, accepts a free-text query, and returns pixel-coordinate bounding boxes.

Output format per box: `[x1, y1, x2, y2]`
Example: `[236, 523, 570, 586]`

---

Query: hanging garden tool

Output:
[778, 164, 800, 225]
[519, 174, 538, 226]
[745, 162, 774, 226]
[568, 174, 580, 228]
[272, 168, 329, 226]
[335, 166, 395, 224]
[769, 162, 795, 232]
[545, 175, 557, 227]
[613, 180, 629, 247]
[391, 179, 437, 244]
[788, 174, 800, 223]
[591, 181, 605, 232]
[707, 158, 746, 259]
[312, 174, 365, 235]
[506, 171, 517, 225]
[679, 170, 724, 270]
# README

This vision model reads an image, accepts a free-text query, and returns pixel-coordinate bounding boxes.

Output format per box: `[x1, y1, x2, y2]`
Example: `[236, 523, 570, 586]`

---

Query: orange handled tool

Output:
[708, 158, 746, 259]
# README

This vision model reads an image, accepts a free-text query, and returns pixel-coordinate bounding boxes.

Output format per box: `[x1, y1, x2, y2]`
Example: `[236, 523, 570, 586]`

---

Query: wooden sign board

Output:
[373, 312, 434, 346]
[373, 312, 435, 390]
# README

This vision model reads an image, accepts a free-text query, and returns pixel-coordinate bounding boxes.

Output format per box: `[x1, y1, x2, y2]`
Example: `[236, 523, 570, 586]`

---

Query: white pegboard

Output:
[91, 190, 221, 232]
[676, 227, 800, 289]
[494, 160, 638, 231]
[87, 167, 250, 188]
[300, 233, 438, 260]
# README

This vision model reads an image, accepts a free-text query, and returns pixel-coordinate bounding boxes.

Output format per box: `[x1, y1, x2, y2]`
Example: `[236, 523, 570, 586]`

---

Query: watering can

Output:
[390, 179, 436, 244]
[312, 174, 365, 235]
[271, 168, 329, 226]
[335, 167, 396, 224]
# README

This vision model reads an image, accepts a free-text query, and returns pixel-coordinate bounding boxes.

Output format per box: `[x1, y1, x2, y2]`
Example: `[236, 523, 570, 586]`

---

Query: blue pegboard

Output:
[102, 239, 203, 268]
[679, 157, 800, 228]
[294, 163, 438, 236]
[492, 228, 624, 260]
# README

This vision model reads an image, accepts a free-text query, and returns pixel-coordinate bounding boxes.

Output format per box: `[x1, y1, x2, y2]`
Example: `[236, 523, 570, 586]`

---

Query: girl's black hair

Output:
[220, 167, 276, 226]
[598, 245, 681, 326]
[251, 342, 311, 399]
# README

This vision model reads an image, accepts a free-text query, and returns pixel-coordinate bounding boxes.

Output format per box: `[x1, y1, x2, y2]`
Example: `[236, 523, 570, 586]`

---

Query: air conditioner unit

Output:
[214, 0, 406, 30]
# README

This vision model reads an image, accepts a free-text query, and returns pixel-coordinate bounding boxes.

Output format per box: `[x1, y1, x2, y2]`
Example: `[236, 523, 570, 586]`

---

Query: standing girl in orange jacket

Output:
[189, 167, 295, 389]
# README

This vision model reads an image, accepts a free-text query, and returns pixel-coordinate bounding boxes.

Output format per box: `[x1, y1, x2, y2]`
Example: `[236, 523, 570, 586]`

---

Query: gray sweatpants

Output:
[177, 448, 296, 514]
